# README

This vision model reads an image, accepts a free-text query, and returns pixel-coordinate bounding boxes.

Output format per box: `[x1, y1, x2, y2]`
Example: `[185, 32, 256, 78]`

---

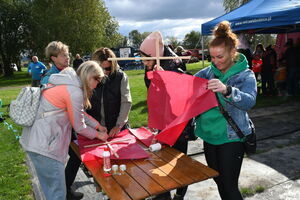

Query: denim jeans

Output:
[27, 151, 66, 200]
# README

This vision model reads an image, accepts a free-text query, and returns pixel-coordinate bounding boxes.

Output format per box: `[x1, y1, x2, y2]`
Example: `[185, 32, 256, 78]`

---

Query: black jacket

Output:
[87, 70, 124, 131]
[144, 45, 185, 88]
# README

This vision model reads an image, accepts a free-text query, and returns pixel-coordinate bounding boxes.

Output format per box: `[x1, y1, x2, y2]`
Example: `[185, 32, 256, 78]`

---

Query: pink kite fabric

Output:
[129, 127, 155, 147]
[147, 71, 218, 146]
[78, 129, 149, 162]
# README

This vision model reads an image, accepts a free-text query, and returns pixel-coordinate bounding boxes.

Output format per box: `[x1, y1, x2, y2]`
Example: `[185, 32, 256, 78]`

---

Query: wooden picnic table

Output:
[72, 141, 219, 200]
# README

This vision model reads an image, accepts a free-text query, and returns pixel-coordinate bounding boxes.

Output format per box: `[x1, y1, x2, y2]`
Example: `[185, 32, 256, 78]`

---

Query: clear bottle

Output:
[102, 148, 111, 173]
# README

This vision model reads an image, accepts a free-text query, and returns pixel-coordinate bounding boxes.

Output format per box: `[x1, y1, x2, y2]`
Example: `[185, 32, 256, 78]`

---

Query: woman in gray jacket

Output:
[20, 61, 108, 200]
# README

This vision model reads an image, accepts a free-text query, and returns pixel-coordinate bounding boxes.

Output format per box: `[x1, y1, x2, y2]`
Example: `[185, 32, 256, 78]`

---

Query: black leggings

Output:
[204, 141, 244, 200]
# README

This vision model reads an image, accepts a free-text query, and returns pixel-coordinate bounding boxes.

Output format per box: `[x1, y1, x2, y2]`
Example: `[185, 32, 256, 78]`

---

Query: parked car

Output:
[11, 63, 18, 71]
[187, 49, 210, 60]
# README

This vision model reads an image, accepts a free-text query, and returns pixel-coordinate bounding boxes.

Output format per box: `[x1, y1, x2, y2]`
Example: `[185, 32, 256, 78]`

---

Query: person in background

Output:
[140, 31, 185, 89]
[253, 43, 265, 59]
[20, 62, 108, 200]
[274, 60, 287, 96]
[282, 39, 299, 96]
[39, 41, 84, 199]
[41, 41, 70, 84]
[88, 47, 132, 138]
[139, 31, 191, 200]
[261, 45, 277, 95]
[28, 56, 47, 87]
[73, 53, 84, 71]
[175, 45, 192, 71]
[194, 21, 257, 200]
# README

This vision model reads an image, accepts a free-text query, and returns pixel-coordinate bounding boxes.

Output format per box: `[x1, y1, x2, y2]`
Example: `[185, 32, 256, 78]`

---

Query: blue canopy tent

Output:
[202, 0, 300, 35]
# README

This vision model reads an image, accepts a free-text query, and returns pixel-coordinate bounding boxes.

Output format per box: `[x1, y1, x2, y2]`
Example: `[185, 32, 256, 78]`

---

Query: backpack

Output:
[9, 85, 52, 127]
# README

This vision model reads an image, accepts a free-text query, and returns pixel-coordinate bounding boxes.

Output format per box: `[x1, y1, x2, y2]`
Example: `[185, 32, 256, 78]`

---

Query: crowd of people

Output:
[21, 20, 299, 200]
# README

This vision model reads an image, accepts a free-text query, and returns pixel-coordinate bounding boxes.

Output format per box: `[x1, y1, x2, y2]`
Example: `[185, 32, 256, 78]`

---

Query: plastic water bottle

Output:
[0, 99, 2, 108]
[102, 148, 111, 173]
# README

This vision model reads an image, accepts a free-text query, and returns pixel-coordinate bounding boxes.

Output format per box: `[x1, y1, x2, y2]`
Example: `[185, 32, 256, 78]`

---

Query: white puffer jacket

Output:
[20, 68, 100, 163]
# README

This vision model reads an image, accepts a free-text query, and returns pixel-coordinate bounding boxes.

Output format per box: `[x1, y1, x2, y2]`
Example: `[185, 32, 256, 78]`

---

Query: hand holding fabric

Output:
[109, 126, 121, 138]
[153, 65, 164, 71]
[97, 125, 107, 133]
[96, 131, 108, 141]
[207, 79, 227, 94]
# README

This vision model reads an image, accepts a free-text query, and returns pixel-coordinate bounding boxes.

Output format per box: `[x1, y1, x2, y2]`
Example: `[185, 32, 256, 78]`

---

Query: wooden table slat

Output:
[112, 160, 150, 200]
[132, 159, 182, 192]
[153, 148, 208, 181]
[147, 152, 194, 186]
[84, 160, 132, 200]
[163, 147, 219, 178]
[115, 160, 166, 197]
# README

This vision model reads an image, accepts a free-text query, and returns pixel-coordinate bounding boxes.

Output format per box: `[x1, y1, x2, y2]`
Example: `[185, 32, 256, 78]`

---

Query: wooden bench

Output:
[71, 142, 218, 200]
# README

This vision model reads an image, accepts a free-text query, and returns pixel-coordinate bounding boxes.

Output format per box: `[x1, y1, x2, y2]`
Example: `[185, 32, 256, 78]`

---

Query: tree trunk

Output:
[3, 59, 14, 77]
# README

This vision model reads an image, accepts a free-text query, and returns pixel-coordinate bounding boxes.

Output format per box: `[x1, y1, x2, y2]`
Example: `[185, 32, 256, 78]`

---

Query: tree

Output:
[223, 0, 250, 13]
[0, 0, 31, 76]
[128, 30, 143, 48]
[182, 31, 202, 49]
[222, 0, 274, 51]
[29, 0, 121, 58]
[165, 36, 181, 49]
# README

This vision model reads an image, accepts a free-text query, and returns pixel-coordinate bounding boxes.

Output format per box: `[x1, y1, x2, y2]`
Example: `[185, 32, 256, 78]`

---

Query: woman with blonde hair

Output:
[195, 21, 257, 200]
[20, 61, 108, 200]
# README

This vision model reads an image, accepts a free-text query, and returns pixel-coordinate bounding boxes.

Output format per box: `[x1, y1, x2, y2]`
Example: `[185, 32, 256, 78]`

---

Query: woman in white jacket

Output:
[20, 61, 108, 200]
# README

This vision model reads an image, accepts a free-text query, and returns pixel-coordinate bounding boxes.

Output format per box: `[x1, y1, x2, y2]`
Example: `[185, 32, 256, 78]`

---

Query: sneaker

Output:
[66, 189, 84, 200]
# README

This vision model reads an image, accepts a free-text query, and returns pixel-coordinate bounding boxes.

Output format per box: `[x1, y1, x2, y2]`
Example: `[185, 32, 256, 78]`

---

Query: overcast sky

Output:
[103, 0, 226, 40]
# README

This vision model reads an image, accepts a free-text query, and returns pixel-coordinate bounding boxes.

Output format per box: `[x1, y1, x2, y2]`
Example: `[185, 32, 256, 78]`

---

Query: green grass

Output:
[0, 68, 31, 88]
[0, 88, 33, 200]
[240, 186, 265, 197]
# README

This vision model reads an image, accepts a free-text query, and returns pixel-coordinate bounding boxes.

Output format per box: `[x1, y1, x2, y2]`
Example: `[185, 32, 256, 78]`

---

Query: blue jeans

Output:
[27, 151, 66, 200]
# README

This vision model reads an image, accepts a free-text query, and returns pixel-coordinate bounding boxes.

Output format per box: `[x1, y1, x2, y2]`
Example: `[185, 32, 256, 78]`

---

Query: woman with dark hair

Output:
[195, 21, 257, 200]
[88, 47, 132, 138]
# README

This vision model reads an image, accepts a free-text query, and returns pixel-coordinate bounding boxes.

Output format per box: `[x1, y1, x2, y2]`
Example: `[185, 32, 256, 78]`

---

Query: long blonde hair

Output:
[76, 61, 104, 109]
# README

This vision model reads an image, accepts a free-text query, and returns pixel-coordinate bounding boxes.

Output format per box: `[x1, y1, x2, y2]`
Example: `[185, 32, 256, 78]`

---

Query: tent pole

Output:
[202, 36, 204, 68]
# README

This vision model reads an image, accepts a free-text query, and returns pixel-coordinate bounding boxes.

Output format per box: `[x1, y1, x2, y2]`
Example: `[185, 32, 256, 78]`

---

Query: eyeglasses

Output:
[93, 76, 102, 82]
[102, 66, 112, 71]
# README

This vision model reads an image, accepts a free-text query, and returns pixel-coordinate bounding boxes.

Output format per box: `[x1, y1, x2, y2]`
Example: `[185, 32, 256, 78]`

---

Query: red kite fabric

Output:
[78, 129, 149, 162]
[129, 127, 155, 147]
[147, 71, 218, 146]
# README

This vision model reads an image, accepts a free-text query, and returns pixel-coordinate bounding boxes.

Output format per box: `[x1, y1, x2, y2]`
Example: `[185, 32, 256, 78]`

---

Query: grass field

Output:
[0, 61, 299, 199]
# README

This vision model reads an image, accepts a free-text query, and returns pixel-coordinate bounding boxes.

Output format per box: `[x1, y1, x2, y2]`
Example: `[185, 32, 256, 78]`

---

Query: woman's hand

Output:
[207, 79, 227, 94]
[109, 126, 121, 138]
[153, 65, 164, 71]
[96, 131, 109, 141]
[97, 125, 107, 133]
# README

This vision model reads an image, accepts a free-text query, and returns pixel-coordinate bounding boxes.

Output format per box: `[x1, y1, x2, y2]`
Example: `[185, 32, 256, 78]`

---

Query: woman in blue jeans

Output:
[20, 62, 108, 200]
[194, 21, 257, 200]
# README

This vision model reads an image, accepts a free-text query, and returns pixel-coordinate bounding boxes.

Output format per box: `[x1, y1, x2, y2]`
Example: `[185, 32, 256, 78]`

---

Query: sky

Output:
[103, 0, 226, 41]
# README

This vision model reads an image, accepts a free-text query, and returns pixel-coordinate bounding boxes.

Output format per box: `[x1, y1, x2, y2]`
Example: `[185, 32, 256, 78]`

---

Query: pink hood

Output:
[140, 31, 164, 57]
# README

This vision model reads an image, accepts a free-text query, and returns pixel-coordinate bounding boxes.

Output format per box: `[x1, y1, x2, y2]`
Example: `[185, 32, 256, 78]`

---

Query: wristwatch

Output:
[224, 85, 232, 96]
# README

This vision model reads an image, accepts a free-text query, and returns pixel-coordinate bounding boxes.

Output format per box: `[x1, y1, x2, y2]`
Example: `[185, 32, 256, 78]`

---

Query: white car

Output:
[11, 63, 18, 71]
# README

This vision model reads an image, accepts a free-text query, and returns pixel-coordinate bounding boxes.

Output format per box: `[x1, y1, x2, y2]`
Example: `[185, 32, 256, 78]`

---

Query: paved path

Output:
[28, 102, 300, 200]
[0, 85, 26, 90]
